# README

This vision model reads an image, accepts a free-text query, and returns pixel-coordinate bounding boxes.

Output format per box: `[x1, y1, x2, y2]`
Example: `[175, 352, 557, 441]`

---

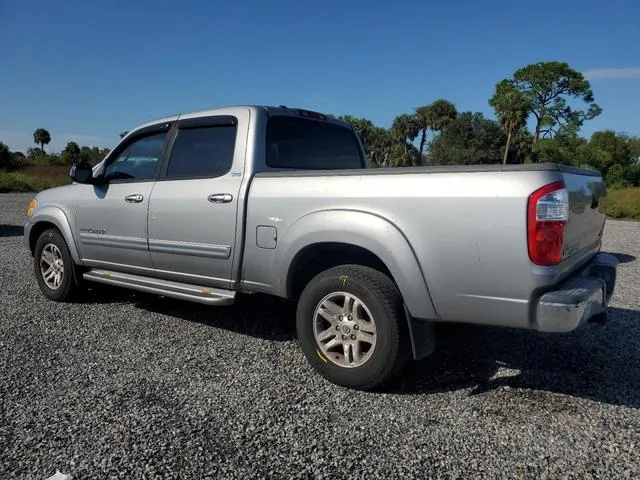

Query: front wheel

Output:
[296, 265, 410, 390]
[33, 228, 82, 302]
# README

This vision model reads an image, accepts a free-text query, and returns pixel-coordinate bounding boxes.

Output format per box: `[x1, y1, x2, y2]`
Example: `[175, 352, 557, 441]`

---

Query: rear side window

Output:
[266, 116, 363, 170]
[165, 125, 236, 178]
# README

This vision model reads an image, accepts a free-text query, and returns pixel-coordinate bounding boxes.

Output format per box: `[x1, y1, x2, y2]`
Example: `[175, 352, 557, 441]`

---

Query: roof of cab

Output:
[125, 105, 350, 138]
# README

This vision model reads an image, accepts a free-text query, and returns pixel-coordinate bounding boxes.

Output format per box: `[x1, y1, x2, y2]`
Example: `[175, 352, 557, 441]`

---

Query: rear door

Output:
[147, 110, 248, 288]
[75, 124, 171, 274]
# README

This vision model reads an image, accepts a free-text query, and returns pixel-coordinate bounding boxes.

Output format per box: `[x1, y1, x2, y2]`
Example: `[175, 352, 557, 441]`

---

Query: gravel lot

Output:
[1, 192, 639, 479]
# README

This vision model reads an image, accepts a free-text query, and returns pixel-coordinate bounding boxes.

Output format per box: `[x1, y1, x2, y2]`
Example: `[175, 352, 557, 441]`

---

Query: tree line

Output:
[1, 60, 639, 188]
[0, 128, 110, 171]
[339, 61, 639, 188]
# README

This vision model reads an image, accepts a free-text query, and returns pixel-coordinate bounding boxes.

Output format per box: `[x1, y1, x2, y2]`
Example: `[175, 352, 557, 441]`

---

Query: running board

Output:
[83, 269, 236, 306]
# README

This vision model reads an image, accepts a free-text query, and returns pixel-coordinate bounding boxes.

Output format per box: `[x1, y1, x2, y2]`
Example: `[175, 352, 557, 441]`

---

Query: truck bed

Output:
[242, 163, 606, 330]
[255, 163, 602, 177]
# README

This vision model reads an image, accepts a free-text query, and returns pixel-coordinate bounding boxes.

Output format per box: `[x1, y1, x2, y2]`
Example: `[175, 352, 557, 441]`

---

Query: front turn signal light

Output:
[26, 198, 37, 217]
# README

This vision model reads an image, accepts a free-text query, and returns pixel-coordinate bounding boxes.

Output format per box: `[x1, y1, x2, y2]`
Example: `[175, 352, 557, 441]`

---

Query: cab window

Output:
[104, 132, 166, 181]
[165, 124, 237, 179]
[266, 116, 364, 170]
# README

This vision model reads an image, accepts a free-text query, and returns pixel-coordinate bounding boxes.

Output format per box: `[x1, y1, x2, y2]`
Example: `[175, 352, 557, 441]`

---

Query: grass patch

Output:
[601, 188, 640, 220]
[0, 165, 70, 193]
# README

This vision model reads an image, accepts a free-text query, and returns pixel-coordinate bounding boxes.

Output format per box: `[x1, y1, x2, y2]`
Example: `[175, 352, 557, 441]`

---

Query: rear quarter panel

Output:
[241, 167, 570, 329]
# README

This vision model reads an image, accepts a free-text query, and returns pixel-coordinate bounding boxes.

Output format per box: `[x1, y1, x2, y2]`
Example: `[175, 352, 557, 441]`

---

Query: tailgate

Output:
[561, 168, 607, 265]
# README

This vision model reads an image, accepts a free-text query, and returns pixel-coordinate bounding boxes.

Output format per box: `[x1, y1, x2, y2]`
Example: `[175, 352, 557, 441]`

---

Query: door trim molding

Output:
[148, 239, 231, 259]
[78, 233, 148, 251]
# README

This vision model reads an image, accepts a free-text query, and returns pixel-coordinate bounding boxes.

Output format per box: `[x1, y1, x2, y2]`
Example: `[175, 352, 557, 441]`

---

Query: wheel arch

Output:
[28, 207, 82, 264]
[287, 242, 392, 299]
[278, 209, 438, 321]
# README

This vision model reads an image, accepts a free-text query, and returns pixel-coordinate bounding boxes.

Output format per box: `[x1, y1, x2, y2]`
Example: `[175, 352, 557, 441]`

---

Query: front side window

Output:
[104, 132, 166, 181]
[165, 125, 237, 178]
[266, 116, 364, 170]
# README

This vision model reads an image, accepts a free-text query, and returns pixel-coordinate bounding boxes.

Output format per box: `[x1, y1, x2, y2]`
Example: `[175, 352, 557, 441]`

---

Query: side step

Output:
[83, 269, 236, 306]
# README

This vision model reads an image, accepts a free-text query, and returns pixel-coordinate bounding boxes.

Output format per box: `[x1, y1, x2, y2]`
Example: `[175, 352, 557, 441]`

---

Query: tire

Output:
[296, 264, 410, 390]
[33, 228, 82, 302]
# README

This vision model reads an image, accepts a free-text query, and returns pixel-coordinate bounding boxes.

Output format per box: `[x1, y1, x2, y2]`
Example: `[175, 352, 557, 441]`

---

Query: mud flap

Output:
[404, 305, 436, 361]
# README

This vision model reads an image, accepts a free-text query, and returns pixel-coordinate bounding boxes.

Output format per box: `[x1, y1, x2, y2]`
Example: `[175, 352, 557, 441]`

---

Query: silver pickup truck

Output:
[24, 105, 618, 390]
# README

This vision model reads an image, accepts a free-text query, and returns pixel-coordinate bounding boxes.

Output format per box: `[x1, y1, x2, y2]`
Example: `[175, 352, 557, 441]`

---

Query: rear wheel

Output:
[33, 228, 82, 302]
[296, 265, 410, 390]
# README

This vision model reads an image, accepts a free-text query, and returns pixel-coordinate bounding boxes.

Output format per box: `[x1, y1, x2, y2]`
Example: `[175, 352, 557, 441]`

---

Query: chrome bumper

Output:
[535, 253, 618, 333]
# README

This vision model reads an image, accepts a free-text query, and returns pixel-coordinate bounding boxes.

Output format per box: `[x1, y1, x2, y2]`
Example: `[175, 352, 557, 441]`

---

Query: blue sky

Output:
[1, 0, 639, 153]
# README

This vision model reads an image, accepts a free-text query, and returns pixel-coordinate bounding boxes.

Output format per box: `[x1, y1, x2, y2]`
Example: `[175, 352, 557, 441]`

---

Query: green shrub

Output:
[601, 188, 640, 220]
[605, 164, 633, 189]
[0, 166, 71, 193]
[0, 172, 34, 192]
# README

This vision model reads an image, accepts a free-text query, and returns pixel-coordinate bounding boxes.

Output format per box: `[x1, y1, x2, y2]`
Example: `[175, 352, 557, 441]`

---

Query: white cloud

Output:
[583, 67, 640, 80]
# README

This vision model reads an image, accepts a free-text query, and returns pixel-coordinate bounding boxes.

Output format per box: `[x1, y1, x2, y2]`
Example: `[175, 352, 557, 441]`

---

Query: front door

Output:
[75, 128, 170, 275]
[147, 113, 246, 288]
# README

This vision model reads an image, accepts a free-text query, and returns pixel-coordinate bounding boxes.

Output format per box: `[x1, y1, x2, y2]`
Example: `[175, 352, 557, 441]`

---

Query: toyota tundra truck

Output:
[23, 105, 618, 390]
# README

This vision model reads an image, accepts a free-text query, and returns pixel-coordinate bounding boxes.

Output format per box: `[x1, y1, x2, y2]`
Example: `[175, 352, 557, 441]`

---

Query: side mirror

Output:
[69, 162, 94, 184]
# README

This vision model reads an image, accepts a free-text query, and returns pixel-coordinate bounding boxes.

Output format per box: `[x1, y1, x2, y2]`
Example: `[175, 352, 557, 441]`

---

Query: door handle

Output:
[208, 193, 233, 203]
[124, 194, 144, 203]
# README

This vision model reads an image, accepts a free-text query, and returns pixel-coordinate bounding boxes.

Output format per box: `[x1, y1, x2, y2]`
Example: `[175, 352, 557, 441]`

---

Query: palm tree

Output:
[391, 114, 419, 143]
[33, 128, 51, 154]
[62, 141, 81, 164]
[339, 115, 394, 167]
[415, 100, 457, 158]
[489, 81, 530, 164]
[390, 114, 421, 166]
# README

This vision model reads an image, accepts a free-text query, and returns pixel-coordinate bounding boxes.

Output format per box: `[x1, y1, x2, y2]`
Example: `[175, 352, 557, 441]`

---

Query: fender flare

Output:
[276, 209, 439, 321]
[28, 206, 82, 265]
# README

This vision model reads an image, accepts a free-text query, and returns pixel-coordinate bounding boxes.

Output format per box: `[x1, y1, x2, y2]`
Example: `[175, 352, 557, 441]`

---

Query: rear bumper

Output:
[535, 252, 618, 333]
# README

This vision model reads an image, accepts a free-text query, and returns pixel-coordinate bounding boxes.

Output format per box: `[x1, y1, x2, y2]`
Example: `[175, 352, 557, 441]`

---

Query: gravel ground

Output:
[1, 192, 639, 479]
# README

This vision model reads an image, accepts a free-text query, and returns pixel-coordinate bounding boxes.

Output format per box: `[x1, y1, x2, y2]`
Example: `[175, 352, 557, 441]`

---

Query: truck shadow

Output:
[389, 306, 640, 409]
[79, 285, 640, 408]
[0, 224, 24, 237]
[79, 285, 298, 342]
[610, 252, 636, 264]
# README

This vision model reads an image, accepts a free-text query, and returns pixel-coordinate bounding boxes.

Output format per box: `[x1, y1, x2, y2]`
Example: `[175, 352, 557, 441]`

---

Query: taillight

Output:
[527, 181, 568, 266]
